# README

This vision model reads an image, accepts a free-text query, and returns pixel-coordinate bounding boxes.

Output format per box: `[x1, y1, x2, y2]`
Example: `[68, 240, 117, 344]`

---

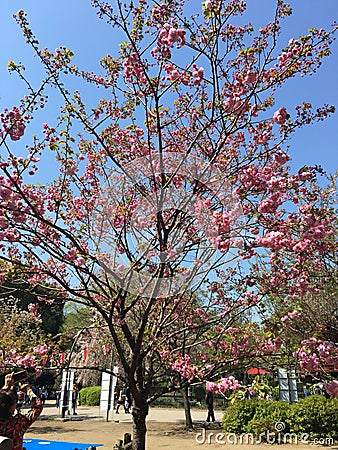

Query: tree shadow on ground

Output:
[27, 425, 85, 434]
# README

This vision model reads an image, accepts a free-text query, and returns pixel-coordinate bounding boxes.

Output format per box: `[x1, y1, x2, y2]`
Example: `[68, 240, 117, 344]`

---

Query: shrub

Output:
[246, 400, 291, 437]
[78, 386, 101, 406]
[287, 395, 338, 439]
[222, 397, 338, 441]
[222, 399, 260, 433]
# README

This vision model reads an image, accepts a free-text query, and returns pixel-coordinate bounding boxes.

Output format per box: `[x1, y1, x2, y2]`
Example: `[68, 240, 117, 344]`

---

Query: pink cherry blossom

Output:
[324, 380, 338, 397]
[273, 107, 288, 125]
[206, 376, 242, 394]
[0, 106, 26, 141]
[33, 344, 50, 355]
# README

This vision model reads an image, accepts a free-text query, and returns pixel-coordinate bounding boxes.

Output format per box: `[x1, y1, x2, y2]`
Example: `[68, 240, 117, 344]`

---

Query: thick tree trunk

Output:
[181, 385, 194, 430]
[132, 402, 148, 450]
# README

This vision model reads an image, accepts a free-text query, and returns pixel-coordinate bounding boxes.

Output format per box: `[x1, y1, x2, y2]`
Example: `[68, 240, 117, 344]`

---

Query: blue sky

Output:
[0, 0, 337, 176]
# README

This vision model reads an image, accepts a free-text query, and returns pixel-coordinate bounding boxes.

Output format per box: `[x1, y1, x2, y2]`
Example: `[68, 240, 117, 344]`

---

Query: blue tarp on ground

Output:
[23, 438, 102, 450]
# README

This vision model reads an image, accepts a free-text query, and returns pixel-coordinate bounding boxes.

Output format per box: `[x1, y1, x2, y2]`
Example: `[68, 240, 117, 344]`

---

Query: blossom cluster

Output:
[258, 337, 282, 355]
[158, 23, 186, 49]
[33, 344, 50, 355]
[273, 107, 288, 125]
[152, 23, 186, 60]
[0, 345, 50, 370]
[170, 354, 203, 380]
[281, 310, 301, 322]
[164, 63, 204, 86]
[0, 106, 25, 141]
[123, 52, 147, 84]
[324, 380, 338, 397]
[206, 376, 241, 394]
[294, 338, 338, 374]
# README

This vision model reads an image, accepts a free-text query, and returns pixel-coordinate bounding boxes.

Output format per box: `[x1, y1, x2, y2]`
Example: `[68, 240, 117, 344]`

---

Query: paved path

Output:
[37, 400, 223, 424]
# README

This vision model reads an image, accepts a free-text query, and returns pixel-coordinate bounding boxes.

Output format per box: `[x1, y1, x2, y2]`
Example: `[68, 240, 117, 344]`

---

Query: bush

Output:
[287, 395, 338, 439]
[78, 386, 101, 406]
[246, 400, 291, 437]
[222, 397, 338, 440]
[223, 399, 260, 433]
[152, 395, 184, 408]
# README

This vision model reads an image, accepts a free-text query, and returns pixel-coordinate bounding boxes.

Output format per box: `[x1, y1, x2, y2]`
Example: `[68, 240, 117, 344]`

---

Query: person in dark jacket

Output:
[205, 391, 215, 423]
[71, 384, 78, 415]
[123, 386, 132, 413]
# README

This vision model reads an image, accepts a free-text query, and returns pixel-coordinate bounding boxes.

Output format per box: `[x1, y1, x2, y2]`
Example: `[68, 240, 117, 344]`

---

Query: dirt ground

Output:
[27, 419, 337, 450]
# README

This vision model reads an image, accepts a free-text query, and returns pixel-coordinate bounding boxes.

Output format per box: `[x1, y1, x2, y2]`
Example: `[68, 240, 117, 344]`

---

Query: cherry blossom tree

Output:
[255, 176, 338, 392]
[0, 287, 57, 373]
[1, 1, 338, 448]
[0, 271, 65, 336]
[0, 262, 65, 372]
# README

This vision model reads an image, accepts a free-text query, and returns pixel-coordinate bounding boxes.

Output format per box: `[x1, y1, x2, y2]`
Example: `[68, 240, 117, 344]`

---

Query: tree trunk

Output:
[181, 385, 194, 430]
[132, 402, 148, 450]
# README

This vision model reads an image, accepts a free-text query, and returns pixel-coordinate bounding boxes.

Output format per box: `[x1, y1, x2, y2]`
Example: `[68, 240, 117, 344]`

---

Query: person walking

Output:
[39, 386, 48, 405]
[115, 388, 125, 414]
[0, 372, 43, 450]
[124, 386, 132, 413]
[205, 390, 215, 423]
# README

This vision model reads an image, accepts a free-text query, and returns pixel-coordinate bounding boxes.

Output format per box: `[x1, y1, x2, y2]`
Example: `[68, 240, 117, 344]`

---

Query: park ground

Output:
[25, 401, 337, 449]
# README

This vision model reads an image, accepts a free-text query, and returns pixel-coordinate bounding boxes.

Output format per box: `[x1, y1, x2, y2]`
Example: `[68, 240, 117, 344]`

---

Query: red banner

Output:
[103, 343, 109, 356]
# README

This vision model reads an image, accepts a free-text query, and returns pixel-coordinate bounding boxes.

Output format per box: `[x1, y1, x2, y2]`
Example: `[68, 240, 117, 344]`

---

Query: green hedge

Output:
[222, 398, 259, 433]
[288, 395, 338, 438]
[223, 396, 338, 440]
[78, 386, 101, 406]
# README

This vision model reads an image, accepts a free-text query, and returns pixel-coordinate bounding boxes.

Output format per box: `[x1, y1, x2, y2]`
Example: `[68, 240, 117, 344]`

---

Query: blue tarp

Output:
[23, 438, 103, 450]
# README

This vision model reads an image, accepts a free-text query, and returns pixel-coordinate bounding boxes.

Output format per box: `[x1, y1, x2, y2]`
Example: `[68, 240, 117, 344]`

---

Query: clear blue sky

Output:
[0, 0, 337, 175]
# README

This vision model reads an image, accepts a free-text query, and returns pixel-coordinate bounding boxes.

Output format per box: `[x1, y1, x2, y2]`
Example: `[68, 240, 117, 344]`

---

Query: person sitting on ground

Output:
[0, 373, 43, 450]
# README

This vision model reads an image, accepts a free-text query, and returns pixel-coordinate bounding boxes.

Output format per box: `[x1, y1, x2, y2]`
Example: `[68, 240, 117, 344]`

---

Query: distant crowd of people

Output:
[14, 384, 48, 414]
[304, 382, 329, 397]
